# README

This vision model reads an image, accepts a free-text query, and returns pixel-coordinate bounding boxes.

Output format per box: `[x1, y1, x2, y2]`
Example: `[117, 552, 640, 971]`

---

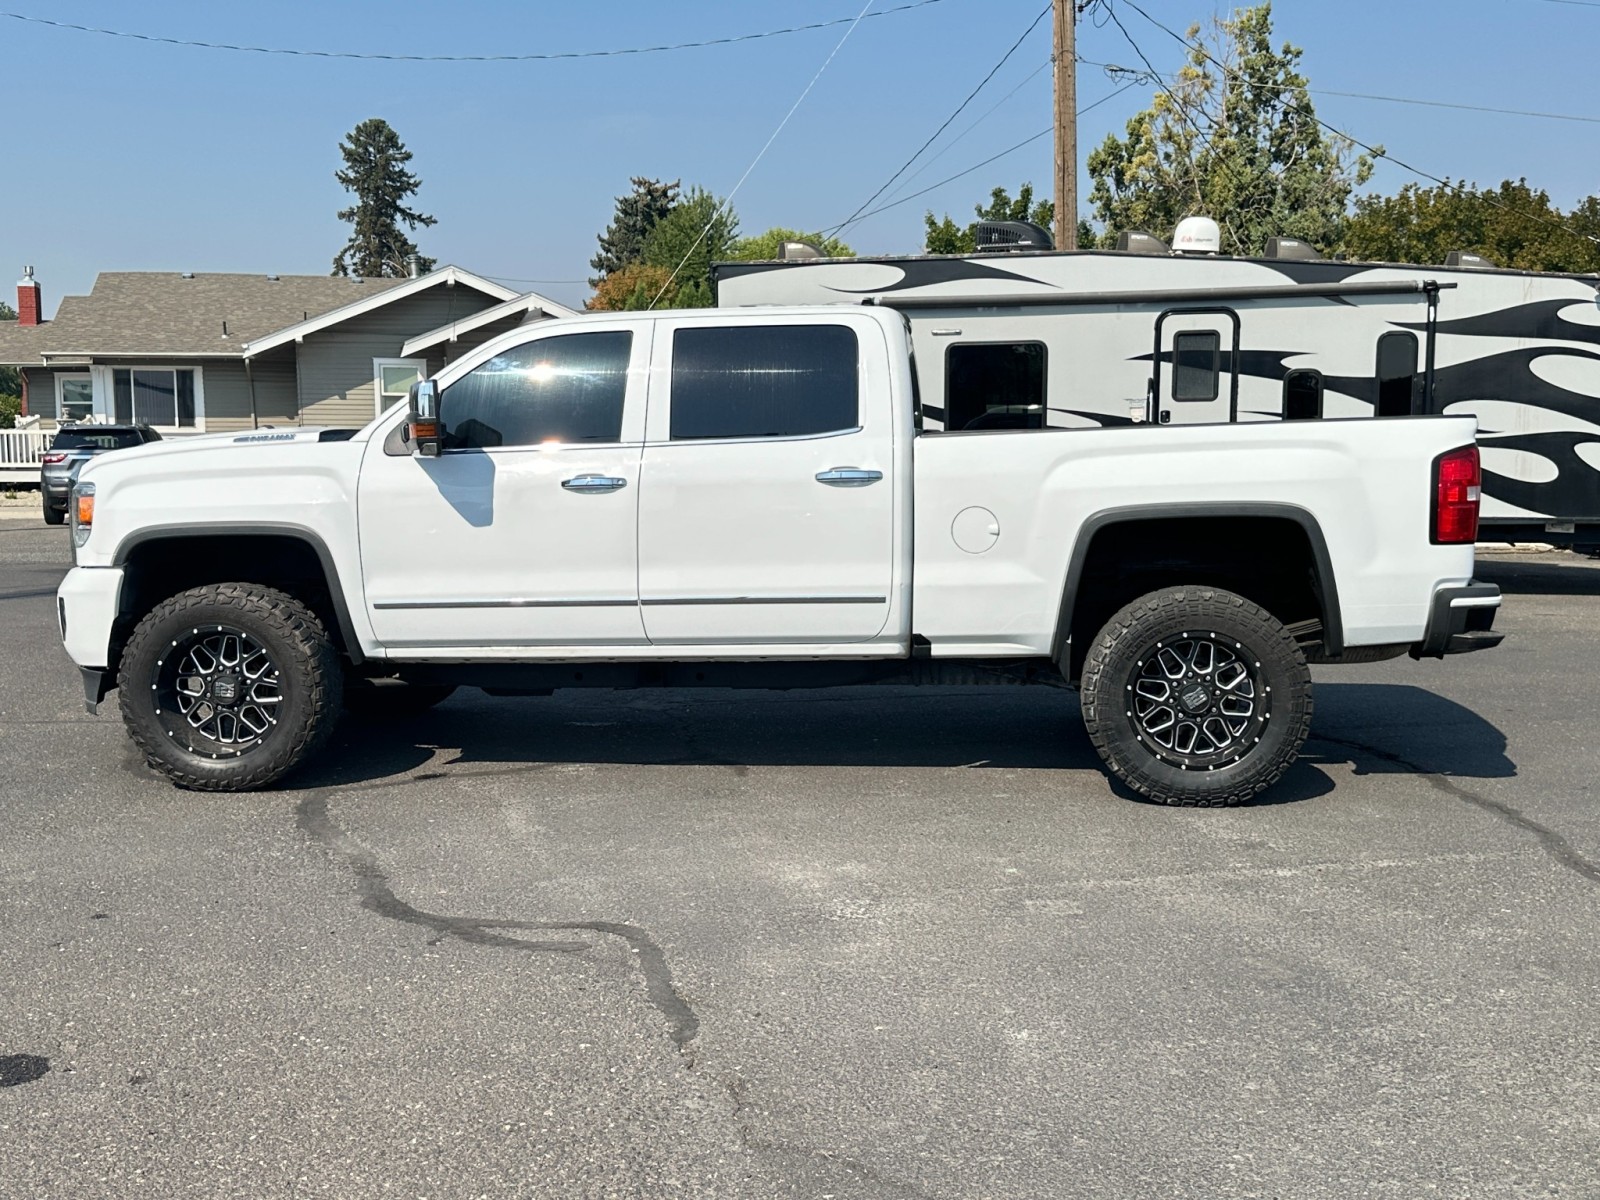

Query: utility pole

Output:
[1053, 0, 1077, 250]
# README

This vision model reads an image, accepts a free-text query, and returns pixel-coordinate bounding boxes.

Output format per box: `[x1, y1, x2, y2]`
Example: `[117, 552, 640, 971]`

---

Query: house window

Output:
[112, 367, 198, 428]
[55, 374, 94, 423]
[946, 342, 1046, 431]
[375, 358, 427, 415]
[669, 325, 858, 440]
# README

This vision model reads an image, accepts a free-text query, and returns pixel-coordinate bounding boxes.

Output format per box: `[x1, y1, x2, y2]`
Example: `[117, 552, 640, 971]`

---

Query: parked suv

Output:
[40, 424, 161, 524]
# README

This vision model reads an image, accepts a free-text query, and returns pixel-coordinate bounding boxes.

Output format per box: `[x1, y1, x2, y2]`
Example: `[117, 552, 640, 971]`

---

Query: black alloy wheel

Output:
[1080, 586, 1313, 807]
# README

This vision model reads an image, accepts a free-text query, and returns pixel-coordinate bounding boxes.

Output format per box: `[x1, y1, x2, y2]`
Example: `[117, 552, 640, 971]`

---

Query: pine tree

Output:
[332, 118, 438, 278]
[590, 178, 681, 286]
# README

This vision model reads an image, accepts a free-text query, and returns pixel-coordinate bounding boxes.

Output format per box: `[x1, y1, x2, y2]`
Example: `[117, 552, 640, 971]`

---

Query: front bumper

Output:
[57, 567, 125, 711]
[1409, 582, 1503, 659]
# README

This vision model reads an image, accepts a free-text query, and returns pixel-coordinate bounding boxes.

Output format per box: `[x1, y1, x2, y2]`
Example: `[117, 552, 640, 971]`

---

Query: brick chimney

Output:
[16, 266, 42, 326]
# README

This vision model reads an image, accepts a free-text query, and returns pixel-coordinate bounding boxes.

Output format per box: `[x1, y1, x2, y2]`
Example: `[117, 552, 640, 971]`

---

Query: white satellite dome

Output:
[1172, 215, 1222, 255]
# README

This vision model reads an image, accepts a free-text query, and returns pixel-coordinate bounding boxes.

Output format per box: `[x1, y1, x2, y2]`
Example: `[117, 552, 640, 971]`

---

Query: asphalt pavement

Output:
[2, 519, 1597, 1198]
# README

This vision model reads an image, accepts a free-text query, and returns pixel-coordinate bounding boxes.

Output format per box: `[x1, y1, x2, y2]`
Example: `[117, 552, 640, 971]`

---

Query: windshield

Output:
[51, 430, 145, 451]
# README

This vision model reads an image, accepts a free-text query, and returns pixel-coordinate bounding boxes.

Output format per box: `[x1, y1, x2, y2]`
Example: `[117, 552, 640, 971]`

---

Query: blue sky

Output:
[5, 0, 1596, 313]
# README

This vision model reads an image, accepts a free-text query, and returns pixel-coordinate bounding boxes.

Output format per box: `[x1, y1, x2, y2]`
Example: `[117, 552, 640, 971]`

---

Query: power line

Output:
[829, 4, 1053, 238]
[649, 0, 878, 307]
[1114, 0, 1600, 247]
[882, 56, 1055, 205]
[835, 80, 1139, 229]
[0, 1, 947, 62]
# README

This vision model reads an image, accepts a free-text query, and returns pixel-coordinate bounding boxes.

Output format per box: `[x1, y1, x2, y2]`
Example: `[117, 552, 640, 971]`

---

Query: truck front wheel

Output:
[117, 583, 341, 791]
[1080, 586, 1312, 807]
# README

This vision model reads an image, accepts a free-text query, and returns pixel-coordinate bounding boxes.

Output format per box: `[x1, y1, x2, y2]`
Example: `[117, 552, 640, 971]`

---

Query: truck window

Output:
[1376, 331, 1418, 417]
[670, 324, 857, 440]
[1172, 332, 1221, 402]
[1283, 369, 1323, 421]
[440, 330, 632, 449]
[946, 342, 1045, 431]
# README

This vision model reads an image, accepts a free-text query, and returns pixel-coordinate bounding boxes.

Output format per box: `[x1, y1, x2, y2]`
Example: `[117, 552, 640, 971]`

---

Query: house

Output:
[0, 265, 577, 435]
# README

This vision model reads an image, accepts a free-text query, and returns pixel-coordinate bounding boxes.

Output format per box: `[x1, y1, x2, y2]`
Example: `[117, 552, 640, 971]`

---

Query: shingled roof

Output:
[0, 271, 430, 362]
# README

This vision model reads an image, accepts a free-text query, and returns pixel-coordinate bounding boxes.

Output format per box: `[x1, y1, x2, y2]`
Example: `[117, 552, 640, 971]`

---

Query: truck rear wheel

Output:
[118, 583, 341, 791]
[1080, 586, 1312, 807]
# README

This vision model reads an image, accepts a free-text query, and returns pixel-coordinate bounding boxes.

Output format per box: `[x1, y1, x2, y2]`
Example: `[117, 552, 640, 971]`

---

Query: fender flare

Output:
[1050, 502, 1344, 662]
[111, 522, 365, 664]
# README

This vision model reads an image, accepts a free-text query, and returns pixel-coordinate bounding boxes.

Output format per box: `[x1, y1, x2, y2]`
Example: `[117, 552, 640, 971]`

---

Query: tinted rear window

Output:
[51, 430, 145, 451]
[670, 324, 858, 440]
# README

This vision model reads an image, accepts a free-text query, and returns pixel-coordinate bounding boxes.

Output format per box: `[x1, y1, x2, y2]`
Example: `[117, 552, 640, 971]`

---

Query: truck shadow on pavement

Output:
[289, 682, 1513, 807]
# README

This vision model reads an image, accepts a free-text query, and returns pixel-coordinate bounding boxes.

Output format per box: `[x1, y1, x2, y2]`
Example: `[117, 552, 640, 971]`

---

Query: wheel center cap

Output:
[1179, 683, 1211, 714]
[209, 675, 242, 705]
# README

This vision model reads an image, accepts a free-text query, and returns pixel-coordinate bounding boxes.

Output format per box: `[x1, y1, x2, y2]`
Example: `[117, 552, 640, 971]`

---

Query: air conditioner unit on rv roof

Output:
[1114, 230, 1169, 255]
[974, 220, 1054, 251]
[1444, 250, 1496, 269]
[1264, 236, 1324, 261]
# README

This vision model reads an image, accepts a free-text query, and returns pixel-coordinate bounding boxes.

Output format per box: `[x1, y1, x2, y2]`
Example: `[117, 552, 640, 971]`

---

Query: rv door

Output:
[1153, 308, 1239, 426]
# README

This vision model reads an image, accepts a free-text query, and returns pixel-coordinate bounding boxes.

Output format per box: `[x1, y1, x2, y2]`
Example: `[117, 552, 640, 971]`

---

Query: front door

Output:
[1154, 309, 1239, 425]
[637, 315, 897, 645]
[358, 324, 650, 651]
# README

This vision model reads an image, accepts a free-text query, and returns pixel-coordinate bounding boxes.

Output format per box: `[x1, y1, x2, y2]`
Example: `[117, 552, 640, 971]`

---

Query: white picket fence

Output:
[0, 429, 50, 485]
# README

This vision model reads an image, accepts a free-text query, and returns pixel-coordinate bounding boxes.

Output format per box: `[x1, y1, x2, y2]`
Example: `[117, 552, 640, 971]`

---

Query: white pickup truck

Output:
[57, 306, 1501, 806]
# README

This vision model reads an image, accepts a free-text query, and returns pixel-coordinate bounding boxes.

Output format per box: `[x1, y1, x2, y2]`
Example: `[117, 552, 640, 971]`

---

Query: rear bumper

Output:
[1409, 582, 1503, 659]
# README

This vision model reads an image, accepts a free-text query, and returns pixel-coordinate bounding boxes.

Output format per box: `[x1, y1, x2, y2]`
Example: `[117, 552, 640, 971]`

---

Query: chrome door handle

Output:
[815, 467, 883, 487]
[561, 474, 628, 494]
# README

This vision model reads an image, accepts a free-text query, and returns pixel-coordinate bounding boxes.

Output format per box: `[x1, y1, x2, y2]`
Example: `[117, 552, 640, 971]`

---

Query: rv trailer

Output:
[714, 233, 1600, 549]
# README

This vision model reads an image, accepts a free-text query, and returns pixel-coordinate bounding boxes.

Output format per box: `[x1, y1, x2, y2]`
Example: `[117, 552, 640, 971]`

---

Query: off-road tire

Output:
[118, 584, 341, 791]
[42, 499, 65, 526]
[342, 676, 456, 719]
[1080, 586, 1313, 807]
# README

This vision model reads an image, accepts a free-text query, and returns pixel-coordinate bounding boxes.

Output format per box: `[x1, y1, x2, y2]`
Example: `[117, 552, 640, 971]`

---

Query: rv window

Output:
[1375, 331, 1418, 417]
[945, 342, 1046, 431]
[1283, 370, 1323, 421]
[1172, 331, 1221, 401]
[670, 324, 858, 440]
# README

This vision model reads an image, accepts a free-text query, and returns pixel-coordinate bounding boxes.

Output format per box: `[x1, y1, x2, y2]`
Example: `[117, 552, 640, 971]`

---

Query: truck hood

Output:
[76, 427, 359, 480]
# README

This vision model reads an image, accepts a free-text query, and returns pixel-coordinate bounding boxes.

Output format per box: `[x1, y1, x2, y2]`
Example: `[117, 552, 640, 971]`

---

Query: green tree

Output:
[925, 182, 1056, 253]
[0, 299, 17, 419]
[730, 227, 854, 261]
[641, 187, 739, 308]
[590, 177, 681, 286]
[1086, 2, 1373, 256]
[332, 118, 437, 278]
[1344, 179, 1600, 273]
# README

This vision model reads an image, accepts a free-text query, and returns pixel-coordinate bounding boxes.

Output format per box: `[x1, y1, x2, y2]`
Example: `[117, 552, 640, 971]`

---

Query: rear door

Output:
[636, 314, 896, 645]
[1153, 308, 1239, 426]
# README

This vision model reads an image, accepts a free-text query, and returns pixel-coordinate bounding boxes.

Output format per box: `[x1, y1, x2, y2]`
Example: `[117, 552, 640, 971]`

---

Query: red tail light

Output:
[42, 452, 67, 465]
[1432, 444, 1481, 544]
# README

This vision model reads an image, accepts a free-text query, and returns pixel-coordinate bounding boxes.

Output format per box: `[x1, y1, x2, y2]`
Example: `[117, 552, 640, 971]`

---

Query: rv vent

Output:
[1115, 230, 1169, 255]
[974, 220, 1054, 252]
[779, 240, 824, 261]
[1264, 236, 1323, 261]
[1444, 250, 1496, 270]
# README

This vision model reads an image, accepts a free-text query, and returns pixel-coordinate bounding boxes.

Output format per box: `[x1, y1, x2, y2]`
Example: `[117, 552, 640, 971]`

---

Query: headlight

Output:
[71, 481, 95, 550]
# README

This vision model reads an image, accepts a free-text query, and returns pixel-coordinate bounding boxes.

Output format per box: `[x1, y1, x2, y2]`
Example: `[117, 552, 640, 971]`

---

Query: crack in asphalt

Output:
[1310, 733, 1600, 885]
[294, 791, 699, 1049]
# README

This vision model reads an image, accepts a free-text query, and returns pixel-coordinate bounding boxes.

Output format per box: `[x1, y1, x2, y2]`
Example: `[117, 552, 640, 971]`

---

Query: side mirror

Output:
[408, 379, 441, 457]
